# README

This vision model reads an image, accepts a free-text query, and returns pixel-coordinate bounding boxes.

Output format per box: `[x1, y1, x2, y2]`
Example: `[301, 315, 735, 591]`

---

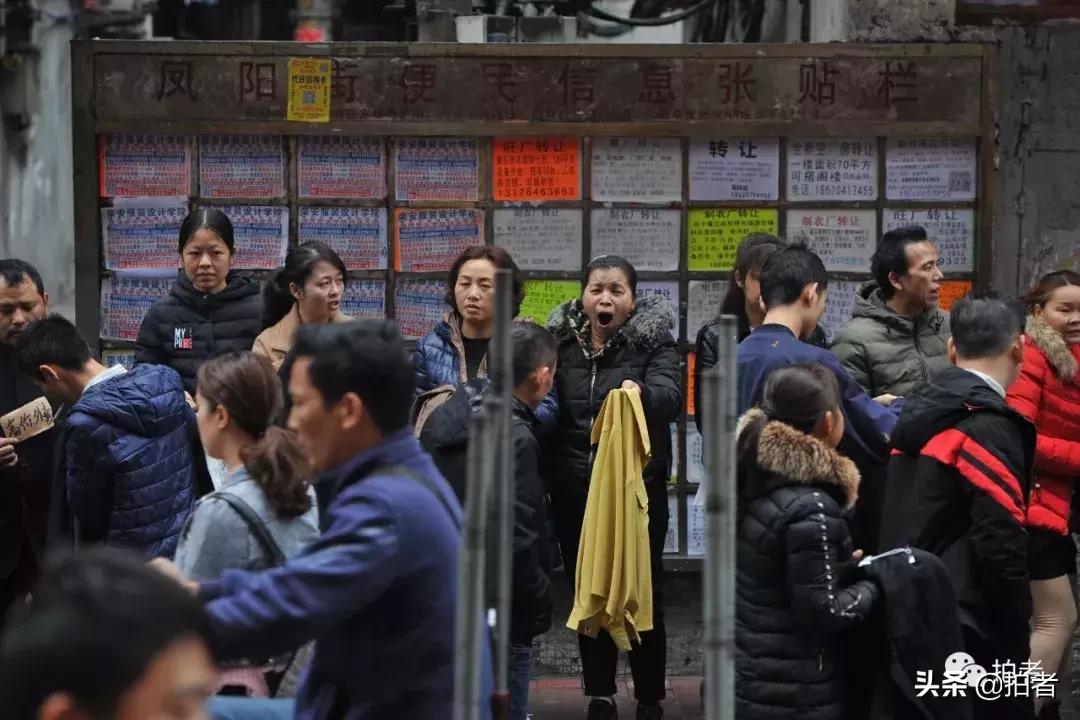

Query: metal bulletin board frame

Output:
[72, 40, 997, 568]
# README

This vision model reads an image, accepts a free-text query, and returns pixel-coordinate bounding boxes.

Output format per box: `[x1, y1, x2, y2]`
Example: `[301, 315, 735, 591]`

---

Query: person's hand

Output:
[852, 549, 865, 562]
[184, 392, 198, 411]
[621, 380, 641, 393]
[0, 438, 18, 467]
[874, 393, 899, 406]
[149, 558, 199, 596]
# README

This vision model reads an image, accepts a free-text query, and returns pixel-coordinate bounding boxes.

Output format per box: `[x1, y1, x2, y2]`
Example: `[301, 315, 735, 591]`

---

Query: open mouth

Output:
[597, 311, 614, 327]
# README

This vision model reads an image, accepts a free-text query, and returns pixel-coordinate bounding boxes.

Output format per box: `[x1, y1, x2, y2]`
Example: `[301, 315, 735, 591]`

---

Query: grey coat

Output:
[831, 283, 951, 399]
[174, 467, 319, 582]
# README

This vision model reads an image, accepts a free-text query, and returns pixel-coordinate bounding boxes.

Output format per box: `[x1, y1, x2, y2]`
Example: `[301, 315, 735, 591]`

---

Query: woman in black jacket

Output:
[546, 255, 682, 720]
[736, 364, 877, 720]
[135, 208, 262, 394]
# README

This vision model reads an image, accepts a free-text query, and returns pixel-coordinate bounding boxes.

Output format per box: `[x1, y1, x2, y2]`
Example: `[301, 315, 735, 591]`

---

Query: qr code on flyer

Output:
[948, 171, 973, 194]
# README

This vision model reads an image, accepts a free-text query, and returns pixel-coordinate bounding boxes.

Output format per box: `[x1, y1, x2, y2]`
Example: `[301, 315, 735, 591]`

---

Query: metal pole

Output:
[488, 268, 515, 719]
[702, 315, 737, 720]
[455, 407, 493, 720]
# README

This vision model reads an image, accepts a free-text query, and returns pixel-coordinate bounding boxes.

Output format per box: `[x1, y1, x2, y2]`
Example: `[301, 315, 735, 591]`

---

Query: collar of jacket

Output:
[736, 408, 860, 509]
[437, 309, 488, 382]
[171, 270, 258, 308]
[547, 294, 676, 356]
[854, 281, 946, 335]
[1026, 315, 1079, 382]
[265, 304, 350, 355]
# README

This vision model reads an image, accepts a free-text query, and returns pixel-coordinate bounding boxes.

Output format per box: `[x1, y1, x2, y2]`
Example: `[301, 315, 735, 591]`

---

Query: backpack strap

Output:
[381, 464, 462, 531]
[214, 492, 288, 566]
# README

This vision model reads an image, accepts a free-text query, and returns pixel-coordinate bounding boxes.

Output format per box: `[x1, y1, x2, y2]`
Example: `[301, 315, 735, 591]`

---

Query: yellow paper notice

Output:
[519, 280, 580, 325]
[687, 208, 778, 271]
[287, 58, 331, 123]
[1, 396, 53, 443]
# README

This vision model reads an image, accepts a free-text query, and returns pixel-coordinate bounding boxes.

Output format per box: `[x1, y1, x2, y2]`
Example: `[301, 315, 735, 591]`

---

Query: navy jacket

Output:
[60, 364, 198, 558]
[412, 317, 557, 426]
[201, 429, 492, 720]
[737, 324, 900, 470]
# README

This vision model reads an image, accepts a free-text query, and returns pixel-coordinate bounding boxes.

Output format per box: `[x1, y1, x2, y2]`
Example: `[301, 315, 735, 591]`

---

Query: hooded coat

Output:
[831, 282, 951, 399]
[545, 294, 682, 496]
[135, 271, 262, 393]
[1006, 316, 1080, 536]
[58, 364, 200, 558]
[880, 366, 1035, 665]
[736, 409, 877, 720]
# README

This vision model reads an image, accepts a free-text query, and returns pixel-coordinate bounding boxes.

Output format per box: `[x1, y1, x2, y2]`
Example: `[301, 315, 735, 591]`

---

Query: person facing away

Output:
[0, 547, 216, 720]
[14, 315, 202, 558]
[0, 259, 54, 613]
[253, 242, 350, 371]
[831, 225, 951, 399]
[736, 364, 877, 720]
[545, 255, 681, 720]
[152, 320, 490, 720]
[1005, 270, 1080, 718]
[412, 245, 557, 425]
[136, 208, 262, 394]
[419, 321, 555, 720]
[880, 291, 1034, 720]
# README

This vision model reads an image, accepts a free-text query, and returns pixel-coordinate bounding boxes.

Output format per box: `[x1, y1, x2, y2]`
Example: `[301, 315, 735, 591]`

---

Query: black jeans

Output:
[552, 481, 668, 704]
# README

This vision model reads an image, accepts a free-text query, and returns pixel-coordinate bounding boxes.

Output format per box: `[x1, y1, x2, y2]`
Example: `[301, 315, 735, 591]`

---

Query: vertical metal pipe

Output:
[702, 315, 738, 720]
[488, 269, 515, 719]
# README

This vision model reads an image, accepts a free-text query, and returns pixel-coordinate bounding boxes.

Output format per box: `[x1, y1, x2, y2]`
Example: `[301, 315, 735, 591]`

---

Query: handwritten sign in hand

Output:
[1, 397, 53, 443]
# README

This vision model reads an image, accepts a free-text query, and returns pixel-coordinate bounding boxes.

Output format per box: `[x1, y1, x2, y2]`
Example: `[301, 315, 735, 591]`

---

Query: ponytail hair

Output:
[737, 364, 842, 469]
[262, 242, 348, 330]
[196, 352, 312, 518]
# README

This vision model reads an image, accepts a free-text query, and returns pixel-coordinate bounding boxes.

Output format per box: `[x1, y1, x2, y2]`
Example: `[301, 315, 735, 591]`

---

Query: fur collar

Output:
[1027, 316, 1078, 383]
[736, 408, 861, 509]
[546, 295, 676, 352]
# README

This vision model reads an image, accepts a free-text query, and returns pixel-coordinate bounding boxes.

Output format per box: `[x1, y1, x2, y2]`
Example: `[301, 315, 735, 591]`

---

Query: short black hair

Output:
[757, 243, 829, 309]
[584, 255, 638, 296]
[511, 322, 557, 387]
[0, 258, 45, 295]
[0, 548, 212, 718]
[12, 314, 92, 380]
[872, 225, 930, 300]
[292, 320, 413, 434]
[950, 290, 1026, 359]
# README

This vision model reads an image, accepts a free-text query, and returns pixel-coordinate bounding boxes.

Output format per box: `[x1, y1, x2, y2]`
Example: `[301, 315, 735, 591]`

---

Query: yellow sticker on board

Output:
[287, 58, 331, 123]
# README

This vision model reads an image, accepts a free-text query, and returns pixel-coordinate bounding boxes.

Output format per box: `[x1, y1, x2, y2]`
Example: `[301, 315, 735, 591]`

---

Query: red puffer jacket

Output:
[1006, 317, 1080, 535]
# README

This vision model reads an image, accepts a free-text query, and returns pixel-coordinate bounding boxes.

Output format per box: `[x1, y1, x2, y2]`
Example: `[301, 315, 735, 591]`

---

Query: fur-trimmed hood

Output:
[736, 408, 860, 509]
[546, 294, 676, 353]
[1026, 315, 1079, 383]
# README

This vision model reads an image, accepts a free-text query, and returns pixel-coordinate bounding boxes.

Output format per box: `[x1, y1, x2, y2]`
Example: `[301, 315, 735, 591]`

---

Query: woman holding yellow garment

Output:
[546, 255, 682, 720]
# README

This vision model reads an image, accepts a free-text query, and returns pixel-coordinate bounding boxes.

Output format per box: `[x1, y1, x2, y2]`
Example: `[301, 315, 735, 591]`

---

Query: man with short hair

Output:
[832, 225, 951, 399]
[14, 315, 199, 557]
[881, 291, 1034, 720]
[0, 547, 216, 720]
[155, 320, 491, 720]
[0, 259, 53, 613]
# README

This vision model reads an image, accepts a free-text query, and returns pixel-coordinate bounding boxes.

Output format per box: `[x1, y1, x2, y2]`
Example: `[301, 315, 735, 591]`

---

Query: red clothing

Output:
[1006, 317, 1080, 535]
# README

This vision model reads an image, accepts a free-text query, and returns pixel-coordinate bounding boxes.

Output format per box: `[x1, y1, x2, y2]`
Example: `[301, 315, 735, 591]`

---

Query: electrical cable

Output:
[583, 0, 718, 26]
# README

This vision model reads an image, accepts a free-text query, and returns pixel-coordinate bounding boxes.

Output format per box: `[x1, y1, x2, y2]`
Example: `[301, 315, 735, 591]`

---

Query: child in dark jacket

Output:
[420, 321, 556, 720]
[14, 315, 202, 557]
[736, 363, 877, 720]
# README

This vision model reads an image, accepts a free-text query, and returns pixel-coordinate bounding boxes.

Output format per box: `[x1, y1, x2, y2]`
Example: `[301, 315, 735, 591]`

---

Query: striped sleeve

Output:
[920, 427, 1026, 525]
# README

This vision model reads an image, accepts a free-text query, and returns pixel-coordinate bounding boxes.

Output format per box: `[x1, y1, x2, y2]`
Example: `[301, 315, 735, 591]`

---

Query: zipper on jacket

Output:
[587, 361, 598, 468]
[1034, 480, 1043, 502]
[818, 650, 824, 672]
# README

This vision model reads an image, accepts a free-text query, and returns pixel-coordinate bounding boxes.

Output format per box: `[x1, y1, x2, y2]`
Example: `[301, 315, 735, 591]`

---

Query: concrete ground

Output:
[528, 677, 703, 719]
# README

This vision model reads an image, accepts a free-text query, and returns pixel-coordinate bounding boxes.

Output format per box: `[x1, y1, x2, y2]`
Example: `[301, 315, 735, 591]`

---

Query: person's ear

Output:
[812, 409, 835, 441]
[888, 271, 905, 293]
[1012, 335, 1026, 365]
[947, 336, 958, 365]
[37, 365, 61, 385]
[803, 282, 820, 307]
[734, 270, 745, 289]
[1032, 303, 1044, 320]
[212, 403, 230, 431]
[289, 282, 303, 301]
[41, 291, 49, 312]
[334, 392, 366, 431]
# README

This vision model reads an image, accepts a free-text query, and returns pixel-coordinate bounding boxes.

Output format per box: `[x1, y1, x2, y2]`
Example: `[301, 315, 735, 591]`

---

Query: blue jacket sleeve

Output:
[820, 352, 898, 463]
[533, 386, 559, 428]
[411, 341, 432, 397]
[201, 489, 402, 661]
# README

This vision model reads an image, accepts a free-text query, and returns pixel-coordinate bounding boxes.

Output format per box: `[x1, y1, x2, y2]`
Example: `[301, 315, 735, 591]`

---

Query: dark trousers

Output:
[961, 626, 1034, 720]
[552, 481, 668, 704]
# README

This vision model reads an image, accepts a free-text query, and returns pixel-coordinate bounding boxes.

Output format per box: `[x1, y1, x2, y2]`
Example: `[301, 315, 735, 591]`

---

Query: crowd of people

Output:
[0, 205, 1076, 720]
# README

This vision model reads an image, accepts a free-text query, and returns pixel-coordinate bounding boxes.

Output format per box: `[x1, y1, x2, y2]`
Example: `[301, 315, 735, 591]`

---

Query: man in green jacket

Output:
[831, 225, 951, 399]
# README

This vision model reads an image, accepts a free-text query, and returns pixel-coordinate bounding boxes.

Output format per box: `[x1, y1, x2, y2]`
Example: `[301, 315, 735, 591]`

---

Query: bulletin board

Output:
[73, 41, 996, 569]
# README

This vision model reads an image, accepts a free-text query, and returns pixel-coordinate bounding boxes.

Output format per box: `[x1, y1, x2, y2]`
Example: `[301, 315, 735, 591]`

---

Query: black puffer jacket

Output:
[737, 409, 878, 720]
[135, 271, 262, 393]
[546, 295, 682, 494]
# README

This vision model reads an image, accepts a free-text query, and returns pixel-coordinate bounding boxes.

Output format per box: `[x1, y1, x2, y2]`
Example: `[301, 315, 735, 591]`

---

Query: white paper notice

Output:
[820, 280, 862, 343]
[493, 208, 582, 272]
[787, 138, 878, 202]
[883, 208, 975, 273]
[687, 280, 731, 340]
[689, 138, 779, 201]
[590, 209, 680, 272]
[885, 137, 976, 201]
[687, 501, 705, 557]
[665, 490, 680, 555]
[591, 137, 682, 203]
[637, 281, 680, 339]
[685, 424, 705, 485]
[786, 209, 878, 273]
